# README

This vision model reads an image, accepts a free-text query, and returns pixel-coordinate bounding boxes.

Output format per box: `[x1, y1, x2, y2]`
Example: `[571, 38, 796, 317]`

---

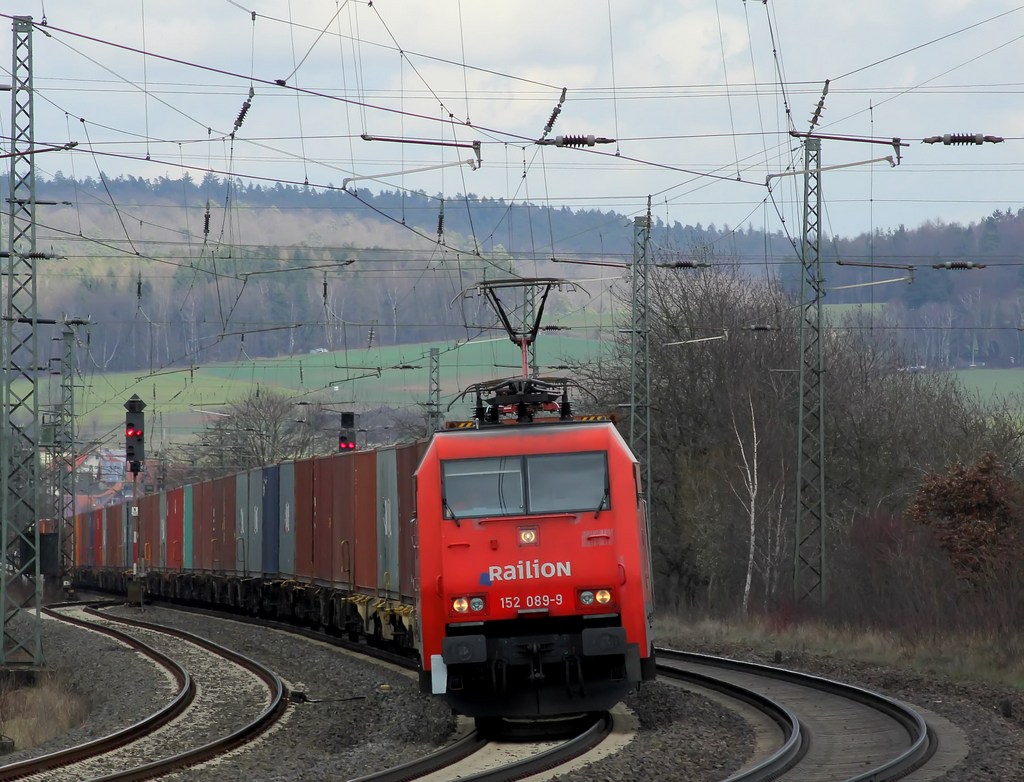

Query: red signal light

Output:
[126, 426, 142, 437]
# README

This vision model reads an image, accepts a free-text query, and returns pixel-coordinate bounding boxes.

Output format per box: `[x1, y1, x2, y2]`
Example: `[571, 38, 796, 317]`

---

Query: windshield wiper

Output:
[593, 487, 609, 518]
[443, 498, 461, 527]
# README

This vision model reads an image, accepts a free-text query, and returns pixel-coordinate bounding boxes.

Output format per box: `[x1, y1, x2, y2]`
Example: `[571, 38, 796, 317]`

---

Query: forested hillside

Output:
[11, 173, 1024, 372]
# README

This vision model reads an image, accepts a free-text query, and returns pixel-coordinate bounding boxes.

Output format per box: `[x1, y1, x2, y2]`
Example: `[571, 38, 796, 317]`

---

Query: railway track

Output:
[0, 603, 287, 781]
[353, 711, 616, 782]
[4, 599, 947, 780]
[137, 602, 626, 782]
[657, 646, 935, 781]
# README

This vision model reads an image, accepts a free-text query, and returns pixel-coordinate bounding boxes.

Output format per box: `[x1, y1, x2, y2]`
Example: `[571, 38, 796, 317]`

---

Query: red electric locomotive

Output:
[415, 375, 657, 718]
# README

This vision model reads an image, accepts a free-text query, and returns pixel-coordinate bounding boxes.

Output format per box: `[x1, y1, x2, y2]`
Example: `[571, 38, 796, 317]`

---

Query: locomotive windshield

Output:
[442, 451, 608, 518]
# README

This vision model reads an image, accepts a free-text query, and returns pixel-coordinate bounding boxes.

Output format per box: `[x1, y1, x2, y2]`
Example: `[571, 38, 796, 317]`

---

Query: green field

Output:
[952, 367, 1024, 401]
[59, 332, 617, 449]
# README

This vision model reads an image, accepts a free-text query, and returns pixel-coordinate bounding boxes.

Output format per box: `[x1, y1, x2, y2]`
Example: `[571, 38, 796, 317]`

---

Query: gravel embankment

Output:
[653, 636, 1024, 782]
[3, 608, 1022, 780]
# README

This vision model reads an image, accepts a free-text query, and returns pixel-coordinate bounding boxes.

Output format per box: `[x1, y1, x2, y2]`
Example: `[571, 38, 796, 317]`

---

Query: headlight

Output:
[519, 527, 538, 545]
[452, 597, 469, 613]
[579, 590, 595, 605]
[469, 597, 485, 612]
[595, 589, 612, 604]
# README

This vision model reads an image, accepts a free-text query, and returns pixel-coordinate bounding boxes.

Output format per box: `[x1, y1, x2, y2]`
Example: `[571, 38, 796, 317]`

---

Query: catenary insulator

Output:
[234, 100, 251, 130]
[932, 260, 986, 269]
[555, 134, 596, 147]
[923, 133, 1004, 145]
[543, 105, 562, 135]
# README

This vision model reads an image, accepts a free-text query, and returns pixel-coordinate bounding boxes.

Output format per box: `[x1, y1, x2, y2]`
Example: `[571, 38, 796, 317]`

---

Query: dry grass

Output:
[0, 672, 88, 752]
[655, 614, 1024, 688]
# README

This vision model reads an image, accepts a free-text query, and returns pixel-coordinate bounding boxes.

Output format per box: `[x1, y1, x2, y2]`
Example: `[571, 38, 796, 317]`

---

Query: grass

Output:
[43, 332, 618, 447]
[952, 367, 1024, 402]
[655, 614, 1024, 687]
[0, 673, 88, 751]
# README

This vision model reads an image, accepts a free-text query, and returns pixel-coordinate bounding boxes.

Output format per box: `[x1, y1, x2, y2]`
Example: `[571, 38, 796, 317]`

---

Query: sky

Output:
[3, 1, 1024, 244]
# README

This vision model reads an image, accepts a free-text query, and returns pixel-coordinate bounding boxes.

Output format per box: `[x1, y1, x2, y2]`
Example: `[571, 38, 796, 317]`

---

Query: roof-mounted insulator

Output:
[923, 133, 1004, 145]
[931, 260, 986, 269]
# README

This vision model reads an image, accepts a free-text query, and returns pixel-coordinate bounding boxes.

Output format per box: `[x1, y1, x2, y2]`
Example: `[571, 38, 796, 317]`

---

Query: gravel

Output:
[4, 608, 1022, 780]
[668, 637, 1024, 782]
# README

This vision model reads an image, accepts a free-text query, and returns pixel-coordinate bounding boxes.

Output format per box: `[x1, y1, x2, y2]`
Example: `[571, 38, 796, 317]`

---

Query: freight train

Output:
[73, 279, 656, 718]
[72, 377, 655, 718]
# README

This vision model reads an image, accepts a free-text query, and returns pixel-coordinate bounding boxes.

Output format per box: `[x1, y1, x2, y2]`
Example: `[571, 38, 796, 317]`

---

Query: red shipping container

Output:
[166, 487, 185, 570]
[139, 493, 161, 570]
[104, 504, 123, 569]
[74, 512, 88, 567]
[312, 456, 334, 584]
[332, 455, 356, 589]
[217, 476, 237, 575]
[294, 458, 315, 581]
[396, 443, 420, 601]
[92, 509, 103, 569]
[195, 480, 214, 571]
[352, 451, 378, 593]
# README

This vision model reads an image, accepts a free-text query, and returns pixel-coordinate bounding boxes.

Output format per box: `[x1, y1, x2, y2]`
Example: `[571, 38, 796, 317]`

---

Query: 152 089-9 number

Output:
[499, 594, 563, 609]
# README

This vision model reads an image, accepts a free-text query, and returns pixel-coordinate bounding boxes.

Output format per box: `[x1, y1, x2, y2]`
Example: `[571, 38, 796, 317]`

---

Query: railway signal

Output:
[339, 411, 357, 451]
[124, 394, 146, 473]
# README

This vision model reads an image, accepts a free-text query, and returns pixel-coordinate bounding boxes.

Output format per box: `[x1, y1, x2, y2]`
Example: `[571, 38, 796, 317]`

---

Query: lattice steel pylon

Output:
[55, 322, 82, 586]
[794, 137, 826, 606]
[427, 347, 442, 431]
[629, 213, 652, 514]
[1, 16, 43, 666]
[525, 285, 538, 375]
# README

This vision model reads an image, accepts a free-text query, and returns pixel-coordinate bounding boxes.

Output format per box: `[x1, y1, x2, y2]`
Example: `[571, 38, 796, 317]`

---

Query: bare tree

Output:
[190, 389, 331, 476]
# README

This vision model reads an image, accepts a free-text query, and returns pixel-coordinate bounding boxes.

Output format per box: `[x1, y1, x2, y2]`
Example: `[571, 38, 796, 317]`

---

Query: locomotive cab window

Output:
[441, 452, 608, 518]
[442, 457, 525, 518]
[527, 452, 608, 514]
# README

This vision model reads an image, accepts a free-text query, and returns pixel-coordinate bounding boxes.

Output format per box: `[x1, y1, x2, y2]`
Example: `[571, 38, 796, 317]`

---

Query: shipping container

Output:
[235, 472, 249, 575]
[158, 492, 168, 569]
[396, 442, 421, 601]
[92, 509, 103, 569]
[312, 456, 334, 583]
[195, 480, 214, 571]
[183, 484, 194, 570]
[74, 513, 90, 568]
[376, 447, 400, 599]
[167, 486, 185, 570]
[332, 454, 356, 590]
[353, 451, 378, 593]
[103, 504, 121, 569]
[139, 493, 161, 571]
[261, 465, 280, 577]
[278, 462, 296, 577]
[243, 468, 264, 576]
[211, 475, 237, 573]
[294, 458, 315, 581]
